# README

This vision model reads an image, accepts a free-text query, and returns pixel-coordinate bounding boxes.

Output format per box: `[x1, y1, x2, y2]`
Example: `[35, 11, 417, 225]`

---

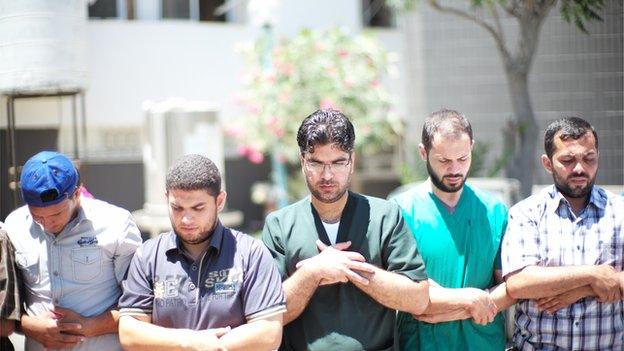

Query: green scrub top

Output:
[392, 183, 508, 351]
[263, 191, 428, 351]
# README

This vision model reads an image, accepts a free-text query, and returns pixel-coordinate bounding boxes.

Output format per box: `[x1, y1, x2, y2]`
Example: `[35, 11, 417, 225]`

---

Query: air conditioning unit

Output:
[133, 98, 242, 237]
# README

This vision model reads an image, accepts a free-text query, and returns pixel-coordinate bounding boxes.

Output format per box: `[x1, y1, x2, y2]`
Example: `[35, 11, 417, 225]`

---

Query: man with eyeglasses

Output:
[262, 109, 430, 350]
[4, 151, 142, 351]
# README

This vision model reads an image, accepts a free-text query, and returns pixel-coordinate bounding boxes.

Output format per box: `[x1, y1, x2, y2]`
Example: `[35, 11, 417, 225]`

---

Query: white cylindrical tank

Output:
[0, 0, 88, 94]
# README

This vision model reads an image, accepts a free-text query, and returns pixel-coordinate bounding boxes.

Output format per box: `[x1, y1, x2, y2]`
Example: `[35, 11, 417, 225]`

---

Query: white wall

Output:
[0, 1, 409, 160]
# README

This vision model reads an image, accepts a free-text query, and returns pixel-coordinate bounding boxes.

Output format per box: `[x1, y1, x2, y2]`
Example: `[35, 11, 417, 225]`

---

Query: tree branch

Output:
[427, 0, 511, 62]
[487, 2, 505, 45]
[503, 0, 522, 18]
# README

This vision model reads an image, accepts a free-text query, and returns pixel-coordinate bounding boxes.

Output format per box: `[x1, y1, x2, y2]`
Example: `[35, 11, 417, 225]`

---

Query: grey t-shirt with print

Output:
[119, 222, 286, 328]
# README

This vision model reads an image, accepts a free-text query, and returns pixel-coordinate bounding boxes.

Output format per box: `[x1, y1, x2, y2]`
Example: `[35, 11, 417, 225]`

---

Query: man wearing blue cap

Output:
[4, 151, 142, 351]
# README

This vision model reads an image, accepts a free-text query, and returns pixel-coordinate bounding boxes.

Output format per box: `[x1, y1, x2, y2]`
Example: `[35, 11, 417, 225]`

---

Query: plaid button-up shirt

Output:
[502, 185, 623, 351]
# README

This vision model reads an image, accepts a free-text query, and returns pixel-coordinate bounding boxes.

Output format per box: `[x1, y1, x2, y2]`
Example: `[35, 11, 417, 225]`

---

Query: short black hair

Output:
[544, 117, 598, 158]
[421, 108, 473, 152]
[166, 154, 221, 196]
[297, 109, 355, 155]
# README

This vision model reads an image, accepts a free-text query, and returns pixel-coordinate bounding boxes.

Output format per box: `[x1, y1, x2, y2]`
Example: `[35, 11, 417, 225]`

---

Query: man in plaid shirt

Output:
[502, 117, 623, 351]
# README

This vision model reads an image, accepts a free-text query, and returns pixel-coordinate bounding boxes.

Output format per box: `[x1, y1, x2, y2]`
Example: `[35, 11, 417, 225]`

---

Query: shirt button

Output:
[574, 321, 579, 326]
[576, 245, 581, 250]
[53, 271, 59, 276]
[191, 265, 197, 271]
[189, 283, 196, 290]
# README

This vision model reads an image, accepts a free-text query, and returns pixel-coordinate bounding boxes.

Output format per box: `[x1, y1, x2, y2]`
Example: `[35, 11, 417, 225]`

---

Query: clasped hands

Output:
[295, 240, 374, 286]
[22, 306, 91, 349]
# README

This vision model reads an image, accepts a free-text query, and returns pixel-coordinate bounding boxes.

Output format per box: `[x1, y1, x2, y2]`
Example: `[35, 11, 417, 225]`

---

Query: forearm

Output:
[219, 316, 282, 351]
[489, 282, 516, 312]
[119, 316, 220, 351]
[85, 309, 119, 337]
[352, 266, 429, 315]
[506, 265, 596, 299]
[282, 266, 320, 324]
[620, 272, 624, 297]
[568, 284, 596, 299]
[0, 319, 15, 337]
[423, 281, 471, 315]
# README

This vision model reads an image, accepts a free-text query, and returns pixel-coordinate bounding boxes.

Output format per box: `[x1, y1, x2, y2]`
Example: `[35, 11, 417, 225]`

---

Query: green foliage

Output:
[560, 0, 605, 33]
[231, 27, 402, 164]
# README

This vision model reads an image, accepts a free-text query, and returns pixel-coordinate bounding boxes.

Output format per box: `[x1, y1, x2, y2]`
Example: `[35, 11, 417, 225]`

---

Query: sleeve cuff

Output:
[246, 303, 286, 323]
[119, 307, 152, 318]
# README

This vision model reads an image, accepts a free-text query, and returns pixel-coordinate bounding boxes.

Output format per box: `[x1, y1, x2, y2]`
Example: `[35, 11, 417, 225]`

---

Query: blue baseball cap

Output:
[20, 151, 79, 207]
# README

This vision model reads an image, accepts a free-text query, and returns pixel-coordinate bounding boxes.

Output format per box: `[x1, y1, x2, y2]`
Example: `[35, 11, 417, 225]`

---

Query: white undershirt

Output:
[322, 221, 340, 245]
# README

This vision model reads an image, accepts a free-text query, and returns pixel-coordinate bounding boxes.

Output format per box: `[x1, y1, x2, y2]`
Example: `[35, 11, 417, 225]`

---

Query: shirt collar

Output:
[164, 220, 225, 256]
[547, 184, 606, 214]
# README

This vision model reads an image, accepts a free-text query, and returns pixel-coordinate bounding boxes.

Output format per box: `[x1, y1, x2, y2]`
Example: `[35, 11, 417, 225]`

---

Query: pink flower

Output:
[320, 98, 335, 110]
[272, 127, 285, 138]
[238, 145, 252, 156]
[225, 126, 243, 138]
[248, 149, 264, 164]
[264, 72, 276, 83]
[338, 49, 349, 58]
[278, 92, 291, 103]
[246, 103, 261, 114]
[265, 115, 279, 126]
[276, 62, 294, 77]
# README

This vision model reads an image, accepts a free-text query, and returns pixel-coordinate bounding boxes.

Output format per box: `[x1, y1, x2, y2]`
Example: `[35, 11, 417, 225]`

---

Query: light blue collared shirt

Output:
[5, 197, 142, 351]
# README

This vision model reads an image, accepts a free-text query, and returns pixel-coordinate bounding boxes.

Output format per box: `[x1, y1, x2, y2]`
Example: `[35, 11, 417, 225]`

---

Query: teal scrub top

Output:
[392, 182, 508, 351]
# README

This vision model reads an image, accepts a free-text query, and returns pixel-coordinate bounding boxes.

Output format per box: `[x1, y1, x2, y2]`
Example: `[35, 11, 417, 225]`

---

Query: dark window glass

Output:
[88, 0, 118, 18]
[199, 0, 226, 22]
[162, 0, 190, 19]
[362, 0, 395, 28]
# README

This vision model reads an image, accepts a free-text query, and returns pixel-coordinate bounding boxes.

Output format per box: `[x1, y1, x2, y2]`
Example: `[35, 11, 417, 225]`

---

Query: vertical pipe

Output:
[80, 91, 88, 160]
[7, 96, 18, 208]
[71, 93, 79, 159]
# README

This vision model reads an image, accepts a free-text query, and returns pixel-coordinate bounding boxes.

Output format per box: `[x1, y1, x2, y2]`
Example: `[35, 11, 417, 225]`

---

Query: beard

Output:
[307, 177, 350, 204]
[172, 221, 216, 246]
[552, 169, 596, 199]
[426, 159, 466, 193]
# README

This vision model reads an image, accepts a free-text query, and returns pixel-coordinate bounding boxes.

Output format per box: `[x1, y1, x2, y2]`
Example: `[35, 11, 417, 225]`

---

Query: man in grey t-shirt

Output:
[118, 155, 285, 350]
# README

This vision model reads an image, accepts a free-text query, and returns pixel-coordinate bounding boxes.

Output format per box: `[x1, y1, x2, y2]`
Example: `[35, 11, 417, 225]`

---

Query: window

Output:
[362, 0, 396, 28]
[162, 0, 190, 19]
[161, 0, 226, 22]
[88, 0, 117, 18]
[88, 0, 135, 20]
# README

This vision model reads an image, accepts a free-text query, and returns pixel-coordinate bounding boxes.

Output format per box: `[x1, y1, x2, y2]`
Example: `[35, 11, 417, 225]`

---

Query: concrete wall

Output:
[401, 0, 623, 185]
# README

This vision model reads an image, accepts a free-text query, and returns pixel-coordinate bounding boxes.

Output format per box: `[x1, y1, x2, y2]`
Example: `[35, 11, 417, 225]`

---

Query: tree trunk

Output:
[504, 69, 539, 197]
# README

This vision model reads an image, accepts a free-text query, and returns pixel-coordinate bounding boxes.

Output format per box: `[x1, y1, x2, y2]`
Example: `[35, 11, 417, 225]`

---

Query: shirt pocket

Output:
[15, 251, 40, 284]
[71, 247, 102, 281]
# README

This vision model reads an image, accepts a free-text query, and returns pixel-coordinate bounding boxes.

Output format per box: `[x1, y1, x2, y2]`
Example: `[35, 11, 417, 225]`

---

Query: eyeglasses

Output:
[304, 157, 352, 174]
